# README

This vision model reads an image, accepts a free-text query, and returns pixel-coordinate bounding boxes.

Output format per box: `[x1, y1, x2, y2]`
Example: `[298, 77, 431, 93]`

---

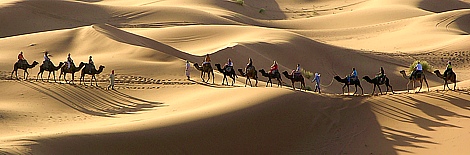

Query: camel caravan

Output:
[192, 54, 458, 95]
[12, 51, 105, 86]
[11, 51, 457, 94]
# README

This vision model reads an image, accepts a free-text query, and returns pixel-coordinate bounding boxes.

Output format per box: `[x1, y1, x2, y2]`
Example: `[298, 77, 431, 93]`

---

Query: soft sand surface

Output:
[1, 0, 470, 154]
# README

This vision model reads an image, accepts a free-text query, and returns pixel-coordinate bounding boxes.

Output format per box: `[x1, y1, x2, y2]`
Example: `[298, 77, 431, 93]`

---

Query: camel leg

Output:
[353, 85, 358, 95]
[24, 70, 29, 80]
[255, 78, 258, 87]
[377, 84, 383, 95]
[342, 84, 347, 94]
[302, 81, 305, 91]
[52, 71, 56, 82]
[36, 71, 41, 81]
[424, 77, 429, 92]
[372, 85, 376, 95]
[360, 84, 364, 95]
[454, 81, 456, 91]
[211, 71, 215, 84]
[418, 80, 422, 92]
[47, 71, 52, 82]
[11, 70, 15, 80]
[94, 75, 98, 86]
[292, 82, 295, 91]
[71, 73, 75, 84]
[90, 75, 93, 86]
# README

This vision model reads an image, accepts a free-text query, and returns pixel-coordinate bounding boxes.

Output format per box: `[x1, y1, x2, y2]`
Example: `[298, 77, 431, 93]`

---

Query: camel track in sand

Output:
[0, 71, 196, 90]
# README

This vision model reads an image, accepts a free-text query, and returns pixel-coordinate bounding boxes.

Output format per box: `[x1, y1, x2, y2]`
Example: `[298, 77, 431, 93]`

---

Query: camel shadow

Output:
[17, 81, 165, 117]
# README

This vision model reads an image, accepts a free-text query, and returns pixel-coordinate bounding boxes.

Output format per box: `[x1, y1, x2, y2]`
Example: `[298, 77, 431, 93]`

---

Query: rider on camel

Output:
[44, 51, 51, 68]
[269, 60, 278, 74]
[376, 66, 385, 84]
[348, 67, 357, 84]
[412, 61, 423, 79]
[291, 64, 301, 78]
[67, 53, 73, 69]
[225, 58, 233, 72]
[17, 51, 26, 67]
[89, 56, 95, 73]
[444, 61, 453, 77]
[18, 51, 24, 61]
[202, 54, 211, 66]
[245, 58, 253, 72]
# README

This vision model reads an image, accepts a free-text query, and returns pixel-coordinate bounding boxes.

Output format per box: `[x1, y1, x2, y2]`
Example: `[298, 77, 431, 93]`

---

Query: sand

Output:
[1, 0, 470, 154]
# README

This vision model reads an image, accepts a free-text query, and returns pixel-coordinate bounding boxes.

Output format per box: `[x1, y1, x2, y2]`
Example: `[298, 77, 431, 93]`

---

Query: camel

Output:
[399, 70, 429, 93]
[238, 67, 258, 87]
[334, 76, 364, 95]
[36, 61, 64, 82]
[80, 64, 105, 86]
[362, 75, 394, 95]
[59, 62, 85, 84]
[433, 70, 456, 90]
[193, 63, 214, 84]
[259, 69, 282, 87]
[215, 64, 237, 86]
[11, 60, 39, 80]
[282, 71, 305, 91]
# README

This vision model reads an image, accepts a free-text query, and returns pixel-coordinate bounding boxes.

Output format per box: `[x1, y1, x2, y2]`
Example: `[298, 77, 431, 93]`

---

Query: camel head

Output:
[433, 70, 441, 75]
[214, 63, 222, 69]
[399, 70, 406, 75]
[97, 65, 105, 73]
[32, 61, 39, 66]
[362, 76, 373, 83]
[281, 71, 292, 79]
[333, 76, 342, 82]
[237, 68, 245, 76]
[259, 69, 266, 74]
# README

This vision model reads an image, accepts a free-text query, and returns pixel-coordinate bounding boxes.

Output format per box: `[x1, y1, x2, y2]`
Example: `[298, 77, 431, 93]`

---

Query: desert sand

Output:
[1, 0, 470, 154]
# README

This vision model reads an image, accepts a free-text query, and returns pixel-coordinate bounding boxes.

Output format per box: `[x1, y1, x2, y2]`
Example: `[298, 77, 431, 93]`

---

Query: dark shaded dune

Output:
[28, 92, 395, 154]
[451, 12, 470, 34]
[0, 0, 242, 38]
[418, 0, 470, 13]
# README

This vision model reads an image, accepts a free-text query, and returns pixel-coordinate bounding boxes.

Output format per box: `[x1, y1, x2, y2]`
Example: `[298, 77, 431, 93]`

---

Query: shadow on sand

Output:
[17, 81, 165, 117]
[368, 91, 470, 153]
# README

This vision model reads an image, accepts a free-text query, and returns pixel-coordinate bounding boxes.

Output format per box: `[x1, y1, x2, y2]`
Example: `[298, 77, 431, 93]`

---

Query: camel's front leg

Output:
[52, 71, 57, 82]
[94, 75, 99, 86]
[342, 84, 347, 94]
[353, 85, 358, 95]
[372, 85, 376, 95]
[377, 84, 383, 95]
[47, 71, 52, 82]
[24, 70, 29, 80]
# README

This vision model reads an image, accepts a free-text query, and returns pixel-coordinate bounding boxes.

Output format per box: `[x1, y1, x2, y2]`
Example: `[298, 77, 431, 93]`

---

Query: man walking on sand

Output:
[185, 60, 191, 80]
[312, 72, 321, 93]
[108, 70, 115, 90]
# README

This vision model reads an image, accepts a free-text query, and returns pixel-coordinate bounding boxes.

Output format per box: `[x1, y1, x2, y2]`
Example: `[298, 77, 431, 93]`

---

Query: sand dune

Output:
[1, 0, 470, 154]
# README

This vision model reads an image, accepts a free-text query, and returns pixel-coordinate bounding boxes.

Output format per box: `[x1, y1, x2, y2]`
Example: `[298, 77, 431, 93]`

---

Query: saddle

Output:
[43, 60, 52, 68]
[17, 60, 28, 68]
[225, 66, 233, 72]
[412, 71, 423, 79]
[294, 72, 302, 79]
[246, 66, 255, 73]
[202, 63, 211, 71]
